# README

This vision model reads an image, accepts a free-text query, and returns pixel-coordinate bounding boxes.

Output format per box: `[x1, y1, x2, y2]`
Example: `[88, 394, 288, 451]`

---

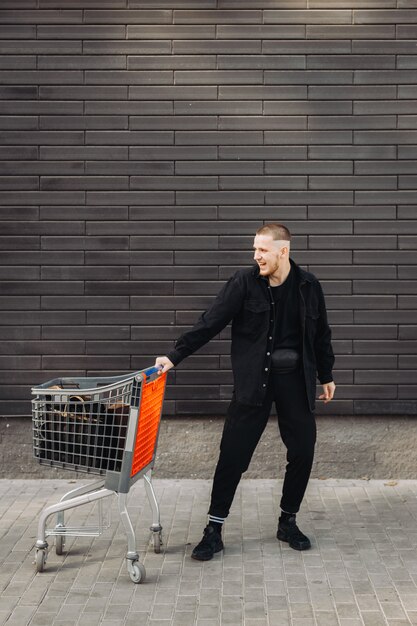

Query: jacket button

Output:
[267, 352, 270, 356]
[262, 384, 266, 387]
[269, 336, 272, 340]
[265, 367, 268, 371]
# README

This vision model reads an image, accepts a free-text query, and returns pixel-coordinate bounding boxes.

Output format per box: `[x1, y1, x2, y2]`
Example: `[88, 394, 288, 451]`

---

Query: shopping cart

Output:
[31, 366, 166, 583]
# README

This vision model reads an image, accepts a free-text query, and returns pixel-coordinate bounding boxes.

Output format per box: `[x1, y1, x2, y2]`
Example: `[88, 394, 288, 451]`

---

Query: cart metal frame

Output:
[31, 366, 166, 583]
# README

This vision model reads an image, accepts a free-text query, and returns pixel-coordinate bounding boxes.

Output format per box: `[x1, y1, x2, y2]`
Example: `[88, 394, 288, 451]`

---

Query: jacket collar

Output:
[252, 258, 313, 285]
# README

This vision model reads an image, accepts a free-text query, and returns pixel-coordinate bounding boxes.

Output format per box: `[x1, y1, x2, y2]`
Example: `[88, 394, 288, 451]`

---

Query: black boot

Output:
[277, 513, 311, 551]
[191, 525, 224, 561]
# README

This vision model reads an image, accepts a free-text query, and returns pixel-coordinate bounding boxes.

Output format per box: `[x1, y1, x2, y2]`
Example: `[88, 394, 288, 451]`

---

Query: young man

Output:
[155, 223, 335, 560]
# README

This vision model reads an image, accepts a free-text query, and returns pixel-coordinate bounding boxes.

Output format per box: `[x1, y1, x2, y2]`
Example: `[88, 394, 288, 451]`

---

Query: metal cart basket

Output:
[31, 366, 166, 583]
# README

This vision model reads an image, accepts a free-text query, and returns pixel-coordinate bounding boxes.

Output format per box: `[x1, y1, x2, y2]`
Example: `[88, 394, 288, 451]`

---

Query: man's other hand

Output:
[154, 356, 174, 375]
[319, 381, 336, 403]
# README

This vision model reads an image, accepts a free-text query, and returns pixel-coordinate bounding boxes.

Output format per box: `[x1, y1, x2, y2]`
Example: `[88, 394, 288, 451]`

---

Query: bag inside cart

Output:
[37, 387, 130, 473]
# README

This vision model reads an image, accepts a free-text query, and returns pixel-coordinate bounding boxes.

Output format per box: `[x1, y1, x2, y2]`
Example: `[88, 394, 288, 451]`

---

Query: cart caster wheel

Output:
[55, 535, 65, 555]
[128, 560, 146, 584]
[35, 549, 47, 573]
[152, 531, 162, 554]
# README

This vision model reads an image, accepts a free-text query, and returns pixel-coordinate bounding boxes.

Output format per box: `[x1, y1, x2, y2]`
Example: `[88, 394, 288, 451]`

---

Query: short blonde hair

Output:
[256, 223, 291, 242]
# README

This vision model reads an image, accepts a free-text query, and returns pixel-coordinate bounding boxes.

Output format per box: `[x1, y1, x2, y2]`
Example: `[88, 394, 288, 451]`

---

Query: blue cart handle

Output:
[144, 365, 163, 377]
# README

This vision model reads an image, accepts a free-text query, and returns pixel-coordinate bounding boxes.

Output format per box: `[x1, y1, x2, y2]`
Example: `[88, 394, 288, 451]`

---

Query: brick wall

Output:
[1, 2, 416, 417]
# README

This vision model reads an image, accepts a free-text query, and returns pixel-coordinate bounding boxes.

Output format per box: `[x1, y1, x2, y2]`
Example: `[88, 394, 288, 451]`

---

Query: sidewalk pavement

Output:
[1, 478, 417, 626]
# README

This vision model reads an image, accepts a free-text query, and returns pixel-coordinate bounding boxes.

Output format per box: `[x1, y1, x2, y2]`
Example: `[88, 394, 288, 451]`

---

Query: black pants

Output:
[208, 367, 316, 518]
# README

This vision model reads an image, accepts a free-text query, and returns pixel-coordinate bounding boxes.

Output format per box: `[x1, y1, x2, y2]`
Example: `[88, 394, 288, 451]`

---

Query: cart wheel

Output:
[35, 549, 47, 573]
[55, 535, 65, 555]
[152, 531, 162, 554]
[128, 560, 146, 584]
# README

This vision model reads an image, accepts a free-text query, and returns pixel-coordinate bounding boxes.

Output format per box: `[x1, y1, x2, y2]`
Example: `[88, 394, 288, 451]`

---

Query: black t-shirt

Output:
[270, 267, 301, 352]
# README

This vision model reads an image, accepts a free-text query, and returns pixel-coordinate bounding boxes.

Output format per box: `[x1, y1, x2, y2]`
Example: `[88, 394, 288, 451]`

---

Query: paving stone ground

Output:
[1, 478, 417, 626]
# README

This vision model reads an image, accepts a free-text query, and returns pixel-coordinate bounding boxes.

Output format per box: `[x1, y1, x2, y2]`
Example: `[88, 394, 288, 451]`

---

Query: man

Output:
[155, 223, 335, 560]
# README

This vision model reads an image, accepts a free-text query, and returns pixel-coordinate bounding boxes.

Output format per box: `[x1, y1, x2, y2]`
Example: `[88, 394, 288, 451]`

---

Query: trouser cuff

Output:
[280, 501, 300, 514]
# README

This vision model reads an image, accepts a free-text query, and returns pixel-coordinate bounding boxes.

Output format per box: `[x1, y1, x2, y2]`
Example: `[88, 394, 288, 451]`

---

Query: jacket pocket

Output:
[306, 309, 319, 320]
[243, 299, 270, 313]
[305, 308, 319, 343]
[238, 298, 270, 336]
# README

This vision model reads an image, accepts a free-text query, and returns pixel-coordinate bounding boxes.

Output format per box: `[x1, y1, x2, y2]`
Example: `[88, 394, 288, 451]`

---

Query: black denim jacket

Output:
[167, 259, 335, 411]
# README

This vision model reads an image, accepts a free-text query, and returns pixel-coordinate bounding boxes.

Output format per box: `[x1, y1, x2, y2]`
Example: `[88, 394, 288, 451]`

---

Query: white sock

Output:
[208, 514, 225, 531]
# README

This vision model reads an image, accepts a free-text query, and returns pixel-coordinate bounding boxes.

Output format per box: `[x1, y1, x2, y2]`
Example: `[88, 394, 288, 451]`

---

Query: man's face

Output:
[253, 234, 286, 277]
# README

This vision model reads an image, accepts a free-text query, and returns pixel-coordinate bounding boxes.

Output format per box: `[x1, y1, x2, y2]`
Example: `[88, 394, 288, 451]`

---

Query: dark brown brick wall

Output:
[1, 2, 416, 416]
